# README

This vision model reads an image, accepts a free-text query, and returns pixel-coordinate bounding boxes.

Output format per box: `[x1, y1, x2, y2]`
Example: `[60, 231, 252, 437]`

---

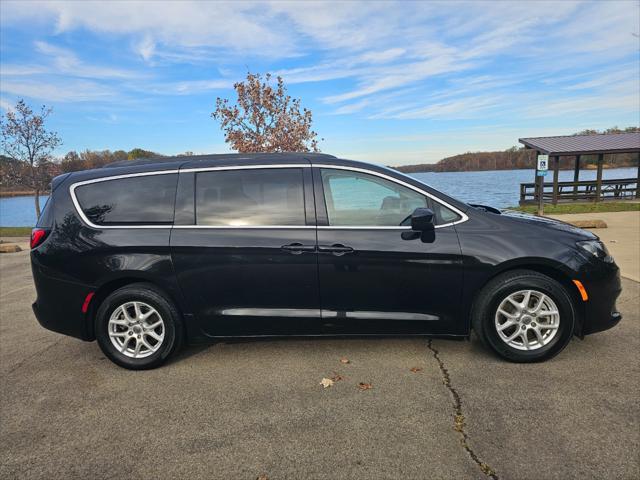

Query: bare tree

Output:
[1, 100, 62, 218]
[212, 72, 321, 153]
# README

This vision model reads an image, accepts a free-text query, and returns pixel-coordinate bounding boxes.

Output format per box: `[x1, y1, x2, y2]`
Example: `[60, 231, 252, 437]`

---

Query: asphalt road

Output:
[1, 250, 638, 479]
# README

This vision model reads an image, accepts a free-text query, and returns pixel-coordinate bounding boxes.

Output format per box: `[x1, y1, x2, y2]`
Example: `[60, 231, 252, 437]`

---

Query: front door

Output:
[171, 166, 321, 336]
[313, 166, 465, 335]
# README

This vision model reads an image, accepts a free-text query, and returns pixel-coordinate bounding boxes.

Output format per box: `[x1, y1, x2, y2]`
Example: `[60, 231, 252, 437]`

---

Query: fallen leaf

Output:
[340, 357, 350, 364]
[410, 367, 423, 373]
[320, 377, 334, 388]
[330, 372, 344, 382]
[357, 382, 373, 391]
[256, 475, 269, 480]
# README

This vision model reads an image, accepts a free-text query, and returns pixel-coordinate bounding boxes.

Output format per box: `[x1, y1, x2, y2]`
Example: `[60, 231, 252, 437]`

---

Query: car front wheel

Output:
[472, 270, 575, 362]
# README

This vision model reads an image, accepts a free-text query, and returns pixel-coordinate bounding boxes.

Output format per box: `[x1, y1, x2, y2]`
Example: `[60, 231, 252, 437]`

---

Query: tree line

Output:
[395, 127, 640, 174]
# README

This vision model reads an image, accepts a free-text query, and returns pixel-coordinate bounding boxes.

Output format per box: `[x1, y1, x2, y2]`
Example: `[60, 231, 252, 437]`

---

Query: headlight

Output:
[576, 240, 614, 263]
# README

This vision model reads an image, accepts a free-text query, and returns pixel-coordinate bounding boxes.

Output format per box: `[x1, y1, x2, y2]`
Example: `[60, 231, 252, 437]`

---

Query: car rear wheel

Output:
[472, 270, 575, 362]
[95, 284, 183, 369]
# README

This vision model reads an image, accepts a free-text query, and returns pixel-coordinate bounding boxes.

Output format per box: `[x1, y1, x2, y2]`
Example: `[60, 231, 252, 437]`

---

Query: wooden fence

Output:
[519, 177, 638, 205]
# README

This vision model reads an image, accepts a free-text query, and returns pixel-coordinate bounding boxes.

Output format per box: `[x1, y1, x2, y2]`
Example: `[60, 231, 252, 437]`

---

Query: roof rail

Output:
[103, 152, 337, 168]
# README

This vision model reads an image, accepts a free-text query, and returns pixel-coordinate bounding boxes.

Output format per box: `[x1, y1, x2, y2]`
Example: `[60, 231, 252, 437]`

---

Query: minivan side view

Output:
[31, 153, 622, 369]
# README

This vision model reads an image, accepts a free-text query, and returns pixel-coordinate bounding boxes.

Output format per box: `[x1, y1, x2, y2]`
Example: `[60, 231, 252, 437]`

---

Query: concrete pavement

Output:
[1, 250, 638, 479]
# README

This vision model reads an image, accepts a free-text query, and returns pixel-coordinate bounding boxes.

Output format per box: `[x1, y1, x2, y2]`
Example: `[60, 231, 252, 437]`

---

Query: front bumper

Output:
[580, 265, 623, 336]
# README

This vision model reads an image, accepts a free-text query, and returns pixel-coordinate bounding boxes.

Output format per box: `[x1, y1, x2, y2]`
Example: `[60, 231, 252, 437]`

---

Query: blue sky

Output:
[1, 0, 638, 166]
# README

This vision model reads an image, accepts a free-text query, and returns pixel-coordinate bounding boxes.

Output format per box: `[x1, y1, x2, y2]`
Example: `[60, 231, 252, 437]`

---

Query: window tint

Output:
[196, 168, 305, 226]
[321, 169, 461, 226]
[75, 174, 178, 225]
[321, 169, 427, 226]
[431, 202, 461, 224]
[36, 194, 54, 228]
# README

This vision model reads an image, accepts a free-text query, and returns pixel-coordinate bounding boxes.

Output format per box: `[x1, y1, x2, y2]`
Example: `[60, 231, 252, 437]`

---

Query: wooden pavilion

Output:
[518, 132, 640, 213]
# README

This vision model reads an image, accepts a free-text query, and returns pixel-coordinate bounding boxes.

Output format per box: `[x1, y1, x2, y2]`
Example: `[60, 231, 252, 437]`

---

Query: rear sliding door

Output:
[170, 165, 321, 337]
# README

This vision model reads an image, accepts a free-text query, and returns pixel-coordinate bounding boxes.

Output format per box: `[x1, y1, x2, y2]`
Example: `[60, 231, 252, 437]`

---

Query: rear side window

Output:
[75, 173, 178, 225]
[195, 168, 305, 226]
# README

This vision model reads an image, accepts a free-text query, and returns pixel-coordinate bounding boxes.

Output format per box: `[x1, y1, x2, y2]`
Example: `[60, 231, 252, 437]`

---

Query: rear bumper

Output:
[580, 266, 623, 336]
[31, 258, 94, 341]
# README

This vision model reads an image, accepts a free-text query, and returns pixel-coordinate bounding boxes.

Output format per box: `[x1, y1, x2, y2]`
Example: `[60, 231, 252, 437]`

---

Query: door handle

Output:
[318, 244, 354, 255]
[281, 243, 316, 254]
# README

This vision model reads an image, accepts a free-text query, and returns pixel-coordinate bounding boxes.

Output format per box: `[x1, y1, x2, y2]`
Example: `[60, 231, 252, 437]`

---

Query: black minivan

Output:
[31, 153, 622, 369]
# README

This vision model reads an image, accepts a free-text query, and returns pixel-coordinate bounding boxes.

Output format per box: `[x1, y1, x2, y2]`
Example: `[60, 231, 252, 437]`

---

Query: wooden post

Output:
[552, 155, 560, 205]
[573, 155, 580, 197]
[636, 152, 640, 199]
[595, 153, 604, 202]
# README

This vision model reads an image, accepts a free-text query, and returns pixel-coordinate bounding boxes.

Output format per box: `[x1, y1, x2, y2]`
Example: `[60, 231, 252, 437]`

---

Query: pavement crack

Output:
[427, 339, 499, 480]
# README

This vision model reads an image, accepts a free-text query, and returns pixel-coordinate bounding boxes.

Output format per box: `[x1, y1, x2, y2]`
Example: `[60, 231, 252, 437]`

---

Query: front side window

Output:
[196, 168, 305, 226]
[75, 173, 178, 225]
[321, 169, 427, 226]
[320, 168, 461, 226]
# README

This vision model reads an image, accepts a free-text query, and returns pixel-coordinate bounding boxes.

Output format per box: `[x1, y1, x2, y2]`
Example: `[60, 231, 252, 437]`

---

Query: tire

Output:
[471, 270, 575, 362]
[95, 283, 184, 369]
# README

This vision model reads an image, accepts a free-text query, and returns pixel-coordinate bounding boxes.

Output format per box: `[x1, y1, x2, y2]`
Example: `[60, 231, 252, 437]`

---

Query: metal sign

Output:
[537, 170, 548, 177]
[537, 154, 549, 171]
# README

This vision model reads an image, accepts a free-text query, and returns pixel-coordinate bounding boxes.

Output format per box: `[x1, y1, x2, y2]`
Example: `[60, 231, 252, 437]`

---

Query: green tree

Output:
[128, 148, 160, 160]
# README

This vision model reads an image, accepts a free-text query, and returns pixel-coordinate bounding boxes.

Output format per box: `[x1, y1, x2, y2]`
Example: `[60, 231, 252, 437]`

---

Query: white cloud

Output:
[1, 79, 116, 102]
[151, 79, 232, 95]
[0, 98, 14, 112]
[136, 36, 156, 62]
[1, 41, 142, 84]
[1, 1, 297, 60]
[1, 0, 638, 126]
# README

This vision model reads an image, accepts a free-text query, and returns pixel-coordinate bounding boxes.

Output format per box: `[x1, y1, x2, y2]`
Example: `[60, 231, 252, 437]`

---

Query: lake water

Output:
[1, 167, 636, 227]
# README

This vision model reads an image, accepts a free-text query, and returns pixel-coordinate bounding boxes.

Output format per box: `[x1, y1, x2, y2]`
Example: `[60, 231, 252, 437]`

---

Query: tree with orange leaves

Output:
[212, 72, 321, 153]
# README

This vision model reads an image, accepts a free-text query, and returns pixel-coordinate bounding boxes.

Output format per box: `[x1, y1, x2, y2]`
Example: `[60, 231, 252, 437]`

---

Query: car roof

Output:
[104, 152, 338, 169]
[62, 152, 469, 212]
[100, 152, 398, 177]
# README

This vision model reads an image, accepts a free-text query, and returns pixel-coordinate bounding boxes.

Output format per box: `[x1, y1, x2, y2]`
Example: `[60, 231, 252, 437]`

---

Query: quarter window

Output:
[195, 168, 305, 226]
[75, 174, 178, 225]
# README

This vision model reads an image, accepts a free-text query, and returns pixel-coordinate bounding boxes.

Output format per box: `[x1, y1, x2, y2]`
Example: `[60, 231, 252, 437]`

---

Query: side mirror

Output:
[410, 208, 435, 232]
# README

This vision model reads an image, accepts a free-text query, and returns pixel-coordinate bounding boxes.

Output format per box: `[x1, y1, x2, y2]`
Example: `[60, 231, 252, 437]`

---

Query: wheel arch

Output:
[85, 276, 185, 341]
[469, 259, 585, 336]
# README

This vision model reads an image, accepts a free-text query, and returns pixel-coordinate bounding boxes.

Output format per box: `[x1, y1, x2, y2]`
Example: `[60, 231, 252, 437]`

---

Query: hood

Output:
[498, 209, 598, 240]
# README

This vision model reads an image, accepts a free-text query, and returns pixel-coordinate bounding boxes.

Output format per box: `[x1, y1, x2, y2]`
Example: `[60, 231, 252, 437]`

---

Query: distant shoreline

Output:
[0, 190, 50, 198]
[395, 163, 627, 174]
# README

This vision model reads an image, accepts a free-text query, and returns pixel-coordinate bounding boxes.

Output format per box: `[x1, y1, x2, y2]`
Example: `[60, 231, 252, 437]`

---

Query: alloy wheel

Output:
[494, 290, 560, 351]
[108, 301, 165, 358]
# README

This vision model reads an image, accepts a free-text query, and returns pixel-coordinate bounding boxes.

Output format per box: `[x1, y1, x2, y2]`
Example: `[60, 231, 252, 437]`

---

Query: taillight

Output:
[30, 228, 49, 249]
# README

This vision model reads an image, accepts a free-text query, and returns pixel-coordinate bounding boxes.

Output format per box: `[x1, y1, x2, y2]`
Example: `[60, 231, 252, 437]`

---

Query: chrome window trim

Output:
[69, 170, 179, 230]
[313, 163, 469, 229]
[181, 163, 310, 173]
[173, 225, 315, 229]
[317, 226, 411, 230]
[69, 162, 469, 230]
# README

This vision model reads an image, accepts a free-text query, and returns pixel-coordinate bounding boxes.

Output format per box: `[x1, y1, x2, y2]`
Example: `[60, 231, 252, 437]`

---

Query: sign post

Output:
[536, 154, 549, 215]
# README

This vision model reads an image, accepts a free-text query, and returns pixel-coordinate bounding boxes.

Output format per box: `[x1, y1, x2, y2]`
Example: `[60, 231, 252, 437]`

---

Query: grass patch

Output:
[0, 226, 33, 237]
[512, 202, 640, 215]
